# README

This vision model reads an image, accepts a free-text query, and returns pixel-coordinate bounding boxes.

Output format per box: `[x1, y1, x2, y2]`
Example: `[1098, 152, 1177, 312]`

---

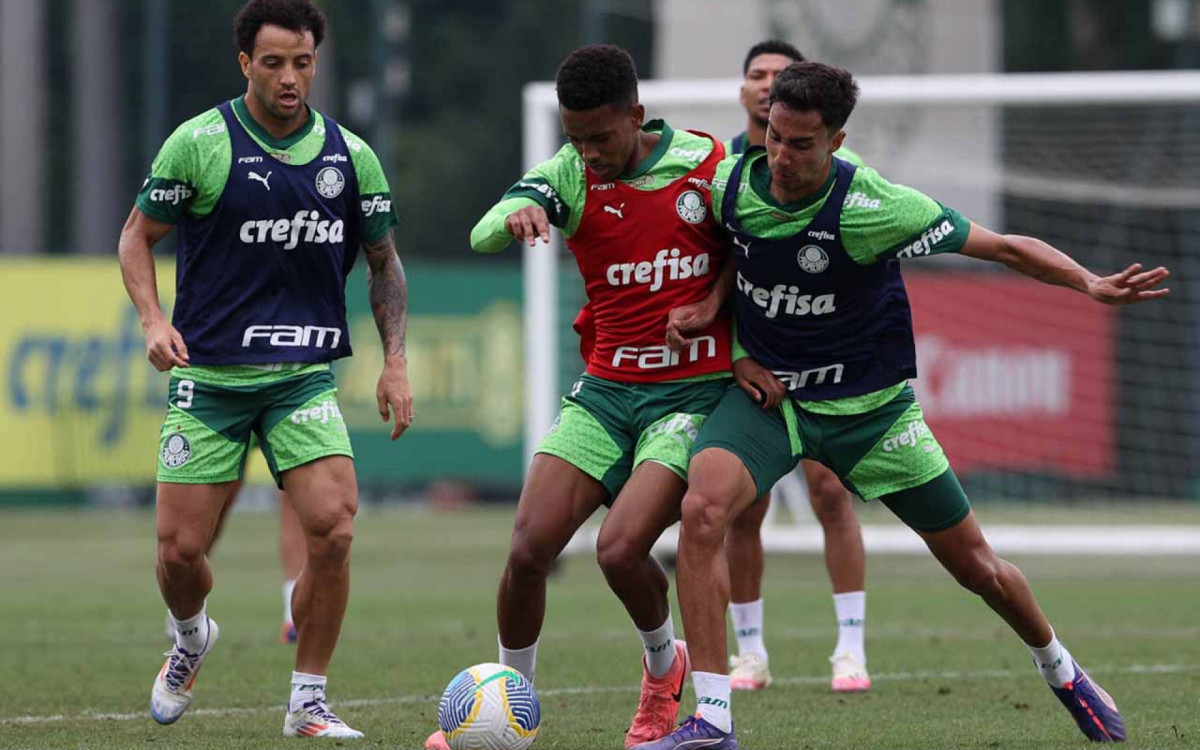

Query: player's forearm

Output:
[117, 227, 168, 330]
[364, 232, 408, 362]
[996, 234, 1097, 294]
[470, 198, 541, 253]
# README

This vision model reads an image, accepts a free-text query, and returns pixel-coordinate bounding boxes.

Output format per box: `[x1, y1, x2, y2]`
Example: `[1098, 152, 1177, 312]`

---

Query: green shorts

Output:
[536, 373, 731, 501]
[693, 384, 969, 532]
[156, 365, 354, 488]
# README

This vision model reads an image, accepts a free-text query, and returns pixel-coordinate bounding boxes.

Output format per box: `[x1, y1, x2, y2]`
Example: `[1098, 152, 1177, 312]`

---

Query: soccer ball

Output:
[437, 663, 541, 750]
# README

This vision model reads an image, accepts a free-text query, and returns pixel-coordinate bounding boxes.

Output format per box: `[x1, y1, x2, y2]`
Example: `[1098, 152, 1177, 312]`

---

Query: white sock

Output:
[289, 671, 327, 713]
[283, 578, 297, 626]
[637, 614, 678, 678]
[171, 605, 210, 654]
[499, 637, 538, 685]
[832, 591, 866, 662]
[729, 600, 767, 660]
[1026, 630, 1075, 688]
[692, 671, 732, 733]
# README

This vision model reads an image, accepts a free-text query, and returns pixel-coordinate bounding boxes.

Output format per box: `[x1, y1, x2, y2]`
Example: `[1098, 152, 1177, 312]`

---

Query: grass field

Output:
[2, 505, 1198, 749]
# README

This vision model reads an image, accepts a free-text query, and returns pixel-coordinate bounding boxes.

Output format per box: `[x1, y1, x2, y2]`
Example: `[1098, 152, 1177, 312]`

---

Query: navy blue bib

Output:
[173, 101, 360, 364]
[723, 149, 916, 399]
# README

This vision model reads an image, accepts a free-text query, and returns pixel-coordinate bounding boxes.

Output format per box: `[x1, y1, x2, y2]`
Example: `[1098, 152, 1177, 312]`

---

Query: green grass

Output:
[1, 506, 1198, 749]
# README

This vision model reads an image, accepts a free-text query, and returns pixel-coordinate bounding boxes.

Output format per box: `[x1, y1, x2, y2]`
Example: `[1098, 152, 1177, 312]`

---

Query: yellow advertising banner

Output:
[0, 258, 525, 489]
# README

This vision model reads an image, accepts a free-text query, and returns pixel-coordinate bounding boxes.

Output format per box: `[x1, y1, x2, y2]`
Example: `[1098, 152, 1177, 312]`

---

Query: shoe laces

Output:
[297, 693, 344, 725]
[673, 715, 707, 739]
[160, 647, 202, 693]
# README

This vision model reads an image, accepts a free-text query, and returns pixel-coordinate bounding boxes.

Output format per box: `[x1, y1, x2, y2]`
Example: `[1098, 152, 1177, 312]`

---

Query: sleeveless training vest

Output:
[722, 149, 916, 399]
[173, 102, 361, 365]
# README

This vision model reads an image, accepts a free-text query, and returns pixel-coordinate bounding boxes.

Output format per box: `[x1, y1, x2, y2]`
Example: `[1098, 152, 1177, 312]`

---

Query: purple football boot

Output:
[631, 715, 739, 750]
[1049, 661, 1126, 742]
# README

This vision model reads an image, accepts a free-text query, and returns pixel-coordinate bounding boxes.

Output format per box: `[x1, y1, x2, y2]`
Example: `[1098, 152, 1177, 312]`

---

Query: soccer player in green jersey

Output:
[723, 39, 872, 697]
[646, 62, 1166, 748]
[118, 0, 410, 738]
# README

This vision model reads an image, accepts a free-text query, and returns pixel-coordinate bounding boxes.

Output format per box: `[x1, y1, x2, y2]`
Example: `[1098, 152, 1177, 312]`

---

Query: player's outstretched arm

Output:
[960, 221, 1170, 305]
[469, 199, 550, 253]
[117, 206, 189, 371]
[363, 229, 414, 440]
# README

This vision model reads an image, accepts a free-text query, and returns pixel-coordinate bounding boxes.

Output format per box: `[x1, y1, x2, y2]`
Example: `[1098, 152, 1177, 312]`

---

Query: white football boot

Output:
[150, 619, 219, 724]
[283, 690, 365, 739]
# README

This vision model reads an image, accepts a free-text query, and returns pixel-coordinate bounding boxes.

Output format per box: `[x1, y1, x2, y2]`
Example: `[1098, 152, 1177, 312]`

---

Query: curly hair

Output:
[770, 62, 859, 131]
[234, 0, 327, 56]
[743, 40, 804, 74]
[555, 45, 639, 111]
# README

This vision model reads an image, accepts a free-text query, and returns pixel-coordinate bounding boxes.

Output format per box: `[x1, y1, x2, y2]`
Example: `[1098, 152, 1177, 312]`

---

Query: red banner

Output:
[906, 272, 1114, 478]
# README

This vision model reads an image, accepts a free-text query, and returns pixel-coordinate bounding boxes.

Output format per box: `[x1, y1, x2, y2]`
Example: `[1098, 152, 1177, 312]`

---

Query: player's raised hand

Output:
[505, 206, 552, 246]
[377, 357, 414, 440]
[733, 357, 787, 410]
[1087, 263, 1170, 305]
[666, 297, 720, 352]
[144, 319, 189, 371]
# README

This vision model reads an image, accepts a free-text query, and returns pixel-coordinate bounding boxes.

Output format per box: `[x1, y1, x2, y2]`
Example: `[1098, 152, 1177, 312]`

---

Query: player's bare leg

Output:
[673, 448, 760, 739]
[804, 461, 870, 692]
[279, 490, 305, 643]
[428, 456, 608, 750]
[151, 482, 230, 724]
[724, 491, 771, 690]
[596, 462, 691, 747]
[918, 508, 1125, 741]
[498, 454, 610, 673]
[280, 455, 364, 739]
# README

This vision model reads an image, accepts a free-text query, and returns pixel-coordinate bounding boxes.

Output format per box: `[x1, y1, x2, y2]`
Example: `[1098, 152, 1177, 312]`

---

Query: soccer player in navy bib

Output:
[118, 0, 410, 738]
[646, 63, 1168, 748]
[722, 39, 873, 698]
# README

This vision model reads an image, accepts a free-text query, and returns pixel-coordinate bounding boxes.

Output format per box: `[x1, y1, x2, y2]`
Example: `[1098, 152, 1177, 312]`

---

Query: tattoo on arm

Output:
[363, 230, 408, 359]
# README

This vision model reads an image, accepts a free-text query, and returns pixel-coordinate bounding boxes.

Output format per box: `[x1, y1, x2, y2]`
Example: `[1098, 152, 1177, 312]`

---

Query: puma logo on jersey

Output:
[732, 235, 752, 257]
[603, 203, 626, 220]
[248, 171, 272, 190]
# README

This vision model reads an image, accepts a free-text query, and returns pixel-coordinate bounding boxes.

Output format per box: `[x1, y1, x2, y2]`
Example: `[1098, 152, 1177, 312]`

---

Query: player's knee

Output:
[810, 479, 852, 526]
[505, 535, 556, 584]
[157, 534, 206, 572]
[681, 489, 732, 547]
[305, 508, 355, 565]
[953, 553, 1004, 597]
[595, 534, 647, 581]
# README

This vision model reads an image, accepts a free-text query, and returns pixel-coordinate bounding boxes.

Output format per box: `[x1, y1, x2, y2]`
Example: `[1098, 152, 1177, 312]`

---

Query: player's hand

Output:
[1087, 263, 1170, 305]
[376, 357, 414, 440]
[144, 319, 189, 371]
[665, 297, 720, 352]
[505, 206, 552, 246]
[733, 357, 786, 410]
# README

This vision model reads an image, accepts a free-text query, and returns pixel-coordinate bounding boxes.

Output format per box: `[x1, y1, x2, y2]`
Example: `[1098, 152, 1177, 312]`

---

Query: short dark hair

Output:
[743, 40, 804, 75]
[234, 0, 326, 56]
[770, 62, 859, 131]
[555, 45, 639, 111]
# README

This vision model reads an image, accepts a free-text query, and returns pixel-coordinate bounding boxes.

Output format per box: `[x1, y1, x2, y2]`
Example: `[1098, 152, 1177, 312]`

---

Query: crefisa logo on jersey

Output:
[316, 166, 345, 199]
[797, 245, 830, 274]
[161, 432, 191, 469]
[676, 190, 706, 224]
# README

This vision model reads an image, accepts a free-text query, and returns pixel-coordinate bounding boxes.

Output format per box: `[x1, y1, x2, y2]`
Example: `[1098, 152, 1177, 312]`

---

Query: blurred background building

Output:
[1, 0, 1199, 510]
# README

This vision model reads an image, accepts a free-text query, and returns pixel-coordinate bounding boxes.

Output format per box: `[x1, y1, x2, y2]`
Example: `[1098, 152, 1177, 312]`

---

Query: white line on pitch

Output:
[4, 662, 1197, 726]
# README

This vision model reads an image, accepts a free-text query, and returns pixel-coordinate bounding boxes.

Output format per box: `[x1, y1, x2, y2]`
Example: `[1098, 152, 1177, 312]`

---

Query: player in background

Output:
[119, 0, 411, 738]
[164, 486, 305, 644]
[644, 62, 1162, 748]
[425, 44, 735, 750]
[722, 39, 871, 695]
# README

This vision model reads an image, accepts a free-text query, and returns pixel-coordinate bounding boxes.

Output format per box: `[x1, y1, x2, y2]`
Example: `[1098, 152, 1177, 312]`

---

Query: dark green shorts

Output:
[692, 384, 970, 532]
[536, 373, 731, 500]
[157, 366, 353, 488]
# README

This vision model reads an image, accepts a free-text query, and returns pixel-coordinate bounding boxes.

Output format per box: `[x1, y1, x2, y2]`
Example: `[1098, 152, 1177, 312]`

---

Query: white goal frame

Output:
[523, 71, 1200, 556]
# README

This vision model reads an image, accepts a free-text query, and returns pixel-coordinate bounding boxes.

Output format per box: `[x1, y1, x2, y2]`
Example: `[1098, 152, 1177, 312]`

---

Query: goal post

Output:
[523, 70, 1200, 554]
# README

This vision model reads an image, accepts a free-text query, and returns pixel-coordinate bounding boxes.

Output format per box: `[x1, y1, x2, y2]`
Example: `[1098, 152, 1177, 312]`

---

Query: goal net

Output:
[523, 71, 1200, 555]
